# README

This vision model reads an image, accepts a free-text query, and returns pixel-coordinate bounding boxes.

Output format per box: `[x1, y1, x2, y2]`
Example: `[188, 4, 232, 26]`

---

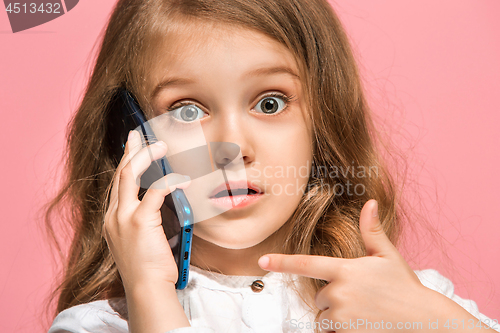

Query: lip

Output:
[209, 192, 264, 209]
[209, 180, 263, 198]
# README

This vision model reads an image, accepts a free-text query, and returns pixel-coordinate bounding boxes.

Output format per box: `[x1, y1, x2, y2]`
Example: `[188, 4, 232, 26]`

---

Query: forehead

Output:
[148, 21, 301, 94]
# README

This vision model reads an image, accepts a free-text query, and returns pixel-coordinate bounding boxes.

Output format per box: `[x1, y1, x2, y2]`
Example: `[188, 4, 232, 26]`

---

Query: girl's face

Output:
[150, 22, 312, 250]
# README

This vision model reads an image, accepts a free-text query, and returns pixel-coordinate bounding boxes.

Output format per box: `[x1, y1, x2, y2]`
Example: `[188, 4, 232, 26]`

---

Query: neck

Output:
[190, 226, 287, 276]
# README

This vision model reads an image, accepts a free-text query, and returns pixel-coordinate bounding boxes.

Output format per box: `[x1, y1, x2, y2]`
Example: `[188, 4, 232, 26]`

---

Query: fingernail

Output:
[258, 255, 270, 269]
[128, 130, 139, 144]
[372, 200, 378, 217]
[155, 141, 167, 148]
[184, 175, 191, 181]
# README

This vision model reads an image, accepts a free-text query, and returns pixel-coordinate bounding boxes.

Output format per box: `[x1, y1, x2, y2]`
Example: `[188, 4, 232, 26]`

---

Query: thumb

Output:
[359, 199, 398, 258]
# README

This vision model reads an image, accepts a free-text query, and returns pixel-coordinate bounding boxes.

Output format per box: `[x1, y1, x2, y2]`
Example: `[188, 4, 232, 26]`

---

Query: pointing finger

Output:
[258, 254, 349, 282]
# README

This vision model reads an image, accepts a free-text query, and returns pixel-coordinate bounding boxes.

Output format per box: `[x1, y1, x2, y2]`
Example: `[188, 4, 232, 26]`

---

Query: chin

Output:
[212, 239, 260, 250]
[193, 224, 271, 250]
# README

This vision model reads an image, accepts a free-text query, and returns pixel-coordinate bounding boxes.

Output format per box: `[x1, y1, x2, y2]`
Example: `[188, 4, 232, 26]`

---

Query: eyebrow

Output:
[245, 65, 300, 80]
[150, 65, 300, 99]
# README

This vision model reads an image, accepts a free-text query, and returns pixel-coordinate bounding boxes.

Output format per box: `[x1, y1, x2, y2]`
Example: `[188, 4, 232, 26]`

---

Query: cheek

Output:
[261, 123, 312, 184]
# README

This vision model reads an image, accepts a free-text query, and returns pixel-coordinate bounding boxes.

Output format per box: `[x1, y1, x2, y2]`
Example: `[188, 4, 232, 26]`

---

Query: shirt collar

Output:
[184, 264, 291, 291]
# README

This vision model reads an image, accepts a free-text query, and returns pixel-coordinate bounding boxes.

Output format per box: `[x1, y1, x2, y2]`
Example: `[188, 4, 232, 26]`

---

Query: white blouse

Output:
[48, 266, 499, 333]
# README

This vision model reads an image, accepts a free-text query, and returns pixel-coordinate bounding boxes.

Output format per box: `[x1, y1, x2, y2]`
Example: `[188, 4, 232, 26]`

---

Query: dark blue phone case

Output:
[107, 88, 193, 289]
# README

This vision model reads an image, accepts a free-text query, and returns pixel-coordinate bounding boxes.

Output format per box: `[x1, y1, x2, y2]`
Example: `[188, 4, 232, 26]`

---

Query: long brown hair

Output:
[42, 0, 425, 330]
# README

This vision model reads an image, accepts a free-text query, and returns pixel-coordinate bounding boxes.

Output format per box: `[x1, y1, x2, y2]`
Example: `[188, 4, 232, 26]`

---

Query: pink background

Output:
[0, 0, 498, 331]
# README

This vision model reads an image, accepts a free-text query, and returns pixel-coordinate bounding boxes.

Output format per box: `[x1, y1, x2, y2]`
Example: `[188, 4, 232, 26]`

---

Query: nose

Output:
[211, 142, 241, 169]
[209, 112, 255, 169]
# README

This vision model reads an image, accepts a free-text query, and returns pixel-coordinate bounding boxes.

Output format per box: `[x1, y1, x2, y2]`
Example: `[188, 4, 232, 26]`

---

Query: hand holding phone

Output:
[103, 130, 191, 288]
[105, 89, 194, 290]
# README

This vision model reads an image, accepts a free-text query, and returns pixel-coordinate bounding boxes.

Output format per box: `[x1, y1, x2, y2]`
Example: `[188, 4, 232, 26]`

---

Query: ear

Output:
[359, 200, 398, 258]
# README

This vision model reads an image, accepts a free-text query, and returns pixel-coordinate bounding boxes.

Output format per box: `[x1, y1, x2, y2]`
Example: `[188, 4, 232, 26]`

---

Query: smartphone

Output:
[106, 88, 193, 290]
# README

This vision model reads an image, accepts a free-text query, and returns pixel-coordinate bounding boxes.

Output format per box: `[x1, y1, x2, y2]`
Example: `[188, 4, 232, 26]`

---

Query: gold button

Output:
[251, 279, 264, 292]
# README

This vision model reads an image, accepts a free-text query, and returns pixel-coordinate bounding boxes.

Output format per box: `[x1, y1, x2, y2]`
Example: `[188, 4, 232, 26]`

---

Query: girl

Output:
[44, 0, 498, 332]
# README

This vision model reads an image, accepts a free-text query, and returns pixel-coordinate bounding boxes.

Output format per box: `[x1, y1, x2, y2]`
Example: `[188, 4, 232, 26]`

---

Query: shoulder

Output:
[414, 268, 478, 312]
[48, 298, 129, 333]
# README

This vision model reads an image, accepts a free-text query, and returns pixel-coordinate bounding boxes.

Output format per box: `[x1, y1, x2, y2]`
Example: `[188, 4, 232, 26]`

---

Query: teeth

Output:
[214, 188, 258, 198]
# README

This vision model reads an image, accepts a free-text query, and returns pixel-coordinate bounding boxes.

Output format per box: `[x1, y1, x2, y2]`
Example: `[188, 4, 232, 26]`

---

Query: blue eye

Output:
[254, 94, 291, 115]
[169, 104, 205, 122]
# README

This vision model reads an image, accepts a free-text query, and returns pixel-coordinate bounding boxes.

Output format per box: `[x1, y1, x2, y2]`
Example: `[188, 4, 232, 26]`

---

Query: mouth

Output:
[209, 181, 263, 198]
[209, 180, 264, 209]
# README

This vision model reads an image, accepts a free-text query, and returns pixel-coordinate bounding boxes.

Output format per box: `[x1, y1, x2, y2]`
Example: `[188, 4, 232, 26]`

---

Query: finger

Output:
[117, 140, 168, 210]
[136, 173, 191, 217]
[359, 199, 398, 258]
[109, 130, 142, 209]
[258, 254, 348, 282]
